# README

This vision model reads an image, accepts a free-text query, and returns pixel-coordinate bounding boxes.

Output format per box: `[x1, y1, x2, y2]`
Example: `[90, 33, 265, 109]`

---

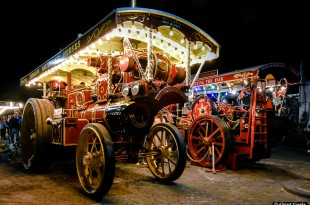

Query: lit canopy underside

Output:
[20, 7, 220, 87]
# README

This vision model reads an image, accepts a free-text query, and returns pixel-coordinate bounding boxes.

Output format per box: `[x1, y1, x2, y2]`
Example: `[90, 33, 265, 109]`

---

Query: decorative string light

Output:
[24, 21, 219, 87]
[194, 42, 198, 50]
[201, 43, 206, 51]
[156, 29, 162, 38]
[131, 21, 136, 32]
[169, 27, 174, 36]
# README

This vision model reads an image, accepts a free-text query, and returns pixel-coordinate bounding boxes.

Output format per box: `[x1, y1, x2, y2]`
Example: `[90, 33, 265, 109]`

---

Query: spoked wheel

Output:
[187, 115, 232, 167]
[191, 96, 216, 120]
[145, 123, 186, 182]
[20, 98, 54, 172]
[76, 123, 115, 197]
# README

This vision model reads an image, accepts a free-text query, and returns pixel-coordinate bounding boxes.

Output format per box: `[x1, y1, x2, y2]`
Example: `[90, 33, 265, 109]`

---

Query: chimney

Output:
[131, 0, 136, 7]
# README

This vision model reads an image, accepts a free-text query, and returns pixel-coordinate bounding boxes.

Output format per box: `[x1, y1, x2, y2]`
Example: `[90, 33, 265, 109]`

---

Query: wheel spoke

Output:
[160, 161, 165, 175]
[84, 166, 93, 186]
[165, 155, 177, 165]
[198, 123, 206, 138]
[214, 146, 222, 157]
[90, 137, 98, 152]
[151, 133, 161, 147]
[165, 140, 176, 149]
[206, 127, 220, 142]
[214, 132, 224, 141]
[191, 133, 202, 140]
[193, 145, 206, 156]
[197, 129, 206, 140]
[205, 122, 209, 139]
[212, 141, 223, 146]
[161, 130, 166, 145]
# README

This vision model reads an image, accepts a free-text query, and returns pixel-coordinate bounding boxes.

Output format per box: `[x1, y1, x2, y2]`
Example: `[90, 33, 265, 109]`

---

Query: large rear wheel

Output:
[20, 98, 54, 172]
[76, 123, 115, 197]
[187, 115, 232, 167]
[145, 123, 186, 182]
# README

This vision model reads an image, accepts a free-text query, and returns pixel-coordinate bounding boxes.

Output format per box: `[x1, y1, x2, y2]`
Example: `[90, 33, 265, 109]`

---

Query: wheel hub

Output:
[83, 152, 101, 167]
[202, 137, 212, 146]
[158, 145, 172, 159]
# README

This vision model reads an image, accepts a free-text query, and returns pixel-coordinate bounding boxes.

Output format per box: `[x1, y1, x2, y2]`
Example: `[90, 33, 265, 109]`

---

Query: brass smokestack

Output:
[131, 0, 136, 7]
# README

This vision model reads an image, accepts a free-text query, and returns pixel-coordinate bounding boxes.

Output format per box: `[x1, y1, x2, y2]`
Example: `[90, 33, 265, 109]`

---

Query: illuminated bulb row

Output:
[91, 25, 216, 66]
[106, 27, 187, 60]
[107, 26, 213, 63]
[191, 83, 247, 95]
[26, 24, 216, 86]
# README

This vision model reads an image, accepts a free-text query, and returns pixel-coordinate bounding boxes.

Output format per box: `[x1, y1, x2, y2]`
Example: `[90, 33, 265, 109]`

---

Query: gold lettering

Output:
[20, 78, 28, 86]
[63, 40, 81, 56]
[86, 20, 112, 44]
[29, 69, 40, 79]
[42, 64, 49, 71]
[234, 72, 254, 79]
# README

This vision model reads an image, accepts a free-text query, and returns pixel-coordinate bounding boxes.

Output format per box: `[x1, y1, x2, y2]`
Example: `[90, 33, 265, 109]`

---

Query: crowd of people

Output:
[0, 111, 21, 144]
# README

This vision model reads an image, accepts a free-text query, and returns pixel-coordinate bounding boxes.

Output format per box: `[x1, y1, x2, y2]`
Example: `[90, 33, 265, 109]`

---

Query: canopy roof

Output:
[193, 62, 301, 87]
[20, 7, 220, 87]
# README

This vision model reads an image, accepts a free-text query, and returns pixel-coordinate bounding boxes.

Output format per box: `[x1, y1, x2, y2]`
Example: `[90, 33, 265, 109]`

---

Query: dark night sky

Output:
[1, 0, 308, 102]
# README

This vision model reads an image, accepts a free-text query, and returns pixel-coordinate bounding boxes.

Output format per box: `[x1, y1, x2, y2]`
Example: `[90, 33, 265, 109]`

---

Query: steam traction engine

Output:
[19, 7, 220, 197]
[169, 63, 301, 169]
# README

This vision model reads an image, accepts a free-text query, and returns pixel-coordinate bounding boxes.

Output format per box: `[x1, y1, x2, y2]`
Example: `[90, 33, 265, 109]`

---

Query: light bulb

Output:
[194, 42, 198, 50]
[169, 27, 173, 36]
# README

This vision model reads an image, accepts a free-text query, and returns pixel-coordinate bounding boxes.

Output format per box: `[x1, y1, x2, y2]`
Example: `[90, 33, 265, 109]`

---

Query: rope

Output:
[186, 147, 211, 163]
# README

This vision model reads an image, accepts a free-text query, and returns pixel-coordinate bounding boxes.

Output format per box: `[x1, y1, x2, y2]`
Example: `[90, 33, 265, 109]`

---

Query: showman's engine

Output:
[19, 7, 221, 197]
[58, 48, 187, 140]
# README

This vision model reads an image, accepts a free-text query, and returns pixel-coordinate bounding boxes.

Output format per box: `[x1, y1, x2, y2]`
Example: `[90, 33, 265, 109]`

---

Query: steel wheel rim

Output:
[188, 117, 226, 166]
[77, 129, 105, 192]
[146, 125, 180, 179]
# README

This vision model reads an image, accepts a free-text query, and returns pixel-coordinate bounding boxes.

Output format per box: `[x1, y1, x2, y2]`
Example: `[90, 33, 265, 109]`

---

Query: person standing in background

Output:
[3, 116, 9, 139]
[8, 112, 20, 143]
[0, 117, 8, 140]
[6, 115, 11, 139]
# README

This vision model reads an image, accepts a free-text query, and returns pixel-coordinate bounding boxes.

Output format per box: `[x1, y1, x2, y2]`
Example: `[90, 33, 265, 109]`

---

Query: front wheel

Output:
[145, 123, 186, 182]
[76, 123, 115, 197]
[187, 115, 232, 168]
